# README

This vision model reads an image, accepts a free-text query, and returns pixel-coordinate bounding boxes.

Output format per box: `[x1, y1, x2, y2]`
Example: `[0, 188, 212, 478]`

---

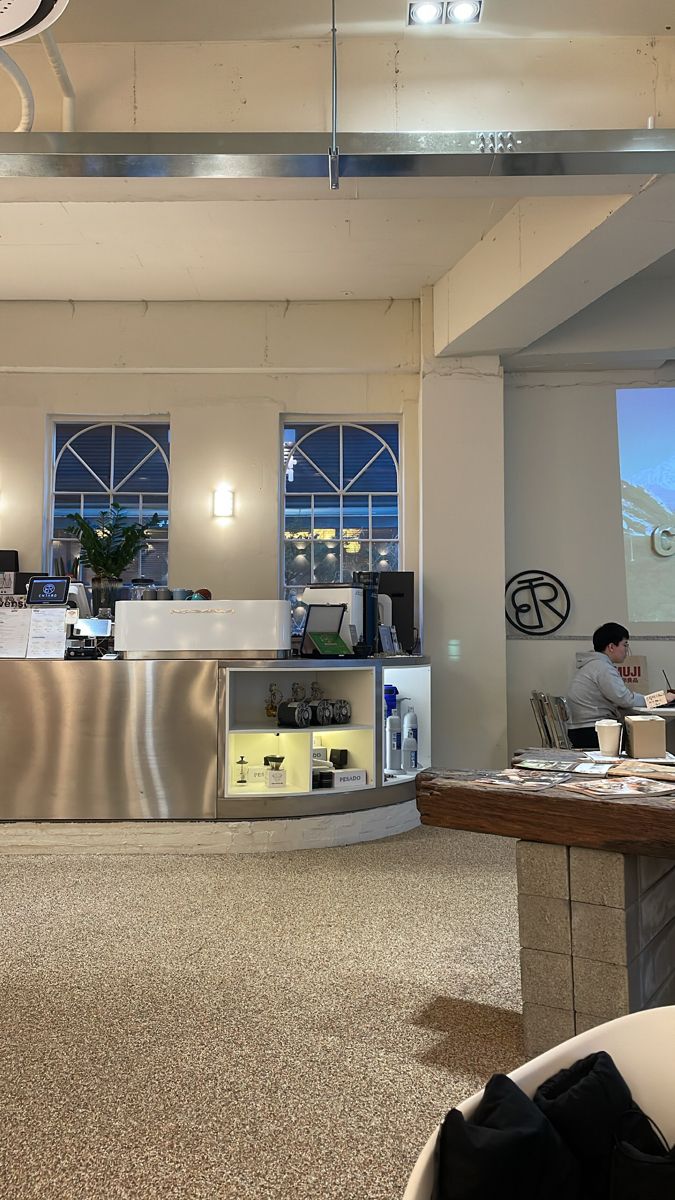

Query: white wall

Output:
[1, 36, 674, 133]
[0, 300, 419, 600]
[504, 365, 675, 752]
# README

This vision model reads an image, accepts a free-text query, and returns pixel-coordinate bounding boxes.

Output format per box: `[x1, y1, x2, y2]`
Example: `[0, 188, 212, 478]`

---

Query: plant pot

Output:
[91, 576, 123, 616]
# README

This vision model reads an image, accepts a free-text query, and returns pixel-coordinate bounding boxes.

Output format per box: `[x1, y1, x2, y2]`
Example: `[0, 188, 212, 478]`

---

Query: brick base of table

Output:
[416, 771, 675, 1056]
[517, 841, 675, 1055]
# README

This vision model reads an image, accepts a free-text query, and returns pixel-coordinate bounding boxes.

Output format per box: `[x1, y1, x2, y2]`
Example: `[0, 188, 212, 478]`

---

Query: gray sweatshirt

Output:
[566, 651, 647, 728]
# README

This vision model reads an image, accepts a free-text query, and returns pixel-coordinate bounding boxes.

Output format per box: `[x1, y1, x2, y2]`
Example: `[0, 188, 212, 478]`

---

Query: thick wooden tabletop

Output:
[416, 770, 675, 857]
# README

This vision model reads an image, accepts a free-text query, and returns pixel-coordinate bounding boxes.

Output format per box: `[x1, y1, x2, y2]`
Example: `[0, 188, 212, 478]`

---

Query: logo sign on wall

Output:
[505, 569, 571, 636]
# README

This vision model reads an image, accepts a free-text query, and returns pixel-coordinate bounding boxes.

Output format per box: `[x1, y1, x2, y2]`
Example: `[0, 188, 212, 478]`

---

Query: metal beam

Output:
[2, 129, 675, 179]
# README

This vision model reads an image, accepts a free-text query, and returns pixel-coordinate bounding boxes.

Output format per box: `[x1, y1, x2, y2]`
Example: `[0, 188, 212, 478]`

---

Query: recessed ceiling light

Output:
[0, 0, 71, 47]
[446, 0, 482, 23]
[408, 2, 444, 26]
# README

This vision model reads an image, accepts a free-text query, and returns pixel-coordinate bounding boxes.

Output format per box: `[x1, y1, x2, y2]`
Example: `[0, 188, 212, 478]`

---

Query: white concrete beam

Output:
[504, 278, 675, 371]
[433, 177, 675, 358]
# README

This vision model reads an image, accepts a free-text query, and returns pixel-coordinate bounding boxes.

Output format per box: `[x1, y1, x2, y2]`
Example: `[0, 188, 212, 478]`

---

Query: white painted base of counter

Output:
[0, 800, 420, 855]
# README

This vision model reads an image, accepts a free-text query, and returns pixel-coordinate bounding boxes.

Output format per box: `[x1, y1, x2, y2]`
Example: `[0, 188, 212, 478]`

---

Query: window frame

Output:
[280, 417, 402, 612]
[47, 417, 170, 581]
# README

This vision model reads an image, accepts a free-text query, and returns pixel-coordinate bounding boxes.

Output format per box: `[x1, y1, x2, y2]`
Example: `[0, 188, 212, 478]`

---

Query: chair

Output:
[530, 691, 572, 750]
[402, 1006, 675, 1199]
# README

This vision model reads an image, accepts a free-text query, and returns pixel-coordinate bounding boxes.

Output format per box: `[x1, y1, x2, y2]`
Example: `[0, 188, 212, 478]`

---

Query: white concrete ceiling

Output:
[0, 191, 514, 300]
[52, 1, 675, 42]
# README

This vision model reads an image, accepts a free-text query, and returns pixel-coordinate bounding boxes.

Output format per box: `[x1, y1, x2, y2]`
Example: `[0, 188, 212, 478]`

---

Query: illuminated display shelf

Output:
[218, 659, 431, 814]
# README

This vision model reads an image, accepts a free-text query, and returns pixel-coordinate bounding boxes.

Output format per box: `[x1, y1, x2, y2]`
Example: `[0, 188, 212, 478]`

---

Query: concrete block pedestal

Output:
[517, 841, 675, 1056]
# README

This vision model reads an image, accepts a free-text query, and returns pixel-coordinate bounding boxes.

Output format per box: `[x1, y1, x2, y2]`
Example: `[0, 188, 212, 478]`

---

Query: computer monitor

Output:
[378, 571, 415, 654]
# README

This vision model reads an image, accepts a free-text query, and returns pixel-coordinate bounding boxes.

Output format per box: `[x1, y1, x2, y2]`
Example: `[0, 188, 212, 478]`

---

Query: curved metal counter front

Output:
[0, 657, 429, 821]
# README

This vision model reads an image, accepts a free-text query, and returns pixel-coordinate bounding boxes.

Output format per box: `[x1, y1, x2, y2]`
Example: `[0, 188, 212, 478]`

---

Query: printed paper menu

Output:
[26, 606, 67, 659]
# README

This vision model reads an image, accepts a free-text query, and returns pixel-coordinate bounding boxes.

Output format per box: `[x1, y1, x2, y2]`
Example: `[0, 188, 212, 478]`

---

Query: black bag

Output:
[610, 1114, 675, 1200]
[534, 1051, 664, 1199]
[436, 1073, 580, 1199]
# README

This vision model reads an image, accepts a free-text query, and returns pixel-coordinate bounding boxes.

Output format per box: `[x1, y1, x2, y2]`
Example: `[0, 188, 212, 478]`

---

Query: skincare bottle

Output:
[401, 732, 418, 773]
[386, 711, 402, 771]
[402, 709, 418, 746]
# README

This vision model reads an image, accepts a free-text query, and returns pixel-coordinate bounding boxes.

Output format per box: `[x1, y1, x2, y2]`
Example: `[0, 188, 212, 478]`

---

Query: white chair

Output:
[403, 1006, 675, 1200]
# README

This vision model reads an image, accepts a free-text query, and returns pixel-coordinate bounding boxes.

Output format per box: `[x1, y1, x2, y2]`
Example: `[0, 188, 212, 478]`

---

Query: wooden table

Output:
[417, 770, 675, 1055]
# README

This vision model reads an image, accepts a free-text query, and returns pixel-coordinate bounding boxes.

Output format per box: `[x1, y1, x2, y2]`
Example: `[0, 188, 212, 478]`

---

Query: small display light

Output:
[408, 2, 444, 25]
[446, 0, 482, 23]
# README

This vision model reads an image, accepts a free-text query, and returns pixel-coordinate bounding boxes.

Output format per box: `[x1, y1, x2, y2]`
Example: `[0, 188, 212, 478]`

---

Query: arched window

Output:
[282, 421, 400, 629]
[50, 421, 170, 583]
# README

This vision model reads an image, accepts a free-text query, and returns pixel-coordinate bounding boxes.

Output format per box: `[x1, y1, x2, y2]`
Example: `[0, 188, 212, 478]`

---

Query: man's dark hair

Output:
[593, 622, 629, 652]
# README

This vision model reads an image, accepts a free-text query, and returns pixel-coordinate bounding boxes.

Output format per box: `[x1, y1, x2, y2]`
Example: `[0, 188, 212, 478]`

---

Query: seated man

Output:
[566, 622, 675, 749]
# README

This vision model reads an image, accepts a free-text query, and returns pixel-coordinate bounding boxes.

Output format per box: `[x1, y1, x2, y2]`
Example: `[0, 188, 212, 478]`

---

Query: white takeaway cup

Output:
[595, 719, 621, 755]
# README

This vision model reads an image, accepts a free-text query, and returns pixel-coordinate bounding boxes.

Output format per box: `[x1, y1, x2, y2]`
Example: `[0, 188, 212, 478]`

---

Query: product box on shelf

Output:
[248, 764, 267, 787]
[312, 746, 329, 763]
[333, 768, 367, 788]
[265, 768, 287, 788]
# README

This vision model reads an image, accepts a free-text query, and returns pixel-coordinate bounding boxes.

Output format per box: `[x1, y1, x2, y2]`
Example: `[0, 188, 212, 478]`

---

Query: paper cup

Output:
[595, 719, 621, 755]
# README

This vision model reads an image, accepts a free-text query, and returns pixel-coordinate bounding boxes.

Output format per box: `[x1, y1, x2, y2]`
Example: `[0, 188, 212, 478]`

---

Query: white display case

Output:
[382, 660, 432, 787]
[224, 664, 376, 799]
[217, 657, 430, 818]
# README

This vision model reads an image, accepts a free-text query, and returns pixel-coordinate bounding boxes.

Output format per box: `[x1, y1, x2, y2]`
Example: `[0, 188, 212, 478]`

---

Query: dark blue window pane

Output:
[296, 426, 340, 486]
[114, 494, 143, 522]
[377, 424, 399, 457]
[342, 494, 369, 538]
[286, 449, 334, 494]
[115, 449, 168, 492]
[67, 426, 112, 487]
[83, 498, 116, 526]
[346, 450, 397, 493]
[141, 494, 169, 529]
[134, 424, 170, 460]
[312, 495, 341, 541]
[342, 425, 384, 486]
[113, 429, 167, 488]
[55, 424, 90, 455]
[53, 495, 82, 536]
[371, 495, 398, 540]
[285, 495, 312, 538]
[55, 448, 107, 491]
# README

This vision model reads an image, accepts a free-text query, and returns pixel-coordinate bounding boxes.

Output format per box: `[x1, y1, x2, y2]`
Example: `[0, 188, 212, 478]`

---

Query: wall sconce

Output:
[213, 487, 235, 517]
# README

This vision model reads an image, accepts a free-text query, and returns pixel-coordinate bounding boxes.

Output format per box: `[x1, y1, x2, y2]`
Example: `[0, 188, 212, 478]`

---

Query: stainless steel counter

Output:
[0, 656, 428, 821]
[0, 659, 217, 820]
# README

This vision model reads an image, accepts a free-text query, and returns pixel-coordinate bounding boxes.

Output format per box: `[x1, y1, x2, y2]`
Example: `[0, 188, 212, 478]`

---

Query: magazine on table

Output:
[561, 776, 675, 798]
[477, 768, 572, 790]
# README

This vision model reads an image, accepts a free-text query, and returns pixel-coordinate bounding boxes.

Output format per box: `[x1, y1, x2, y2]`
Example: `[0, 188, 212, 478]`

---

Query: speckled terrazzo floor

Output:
[0, 826, 522, 1200]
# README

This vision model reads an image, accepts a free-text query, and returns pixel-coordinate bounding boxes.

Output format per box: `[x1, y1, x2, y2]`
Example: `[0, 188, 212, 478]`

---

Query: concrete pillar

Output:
[419, 290, 507, 770]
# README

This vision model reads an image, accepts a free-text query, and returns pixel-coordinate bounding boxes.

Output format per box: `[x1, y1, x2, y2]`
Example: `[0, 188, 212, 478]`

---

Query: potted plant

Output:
[66, 502, 161, 615]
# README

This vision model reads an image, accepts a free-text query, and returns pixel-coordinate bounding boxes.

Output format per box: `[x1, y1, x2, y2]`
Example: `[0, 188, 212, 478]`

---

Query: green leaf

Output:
[65, 503, 161, 579]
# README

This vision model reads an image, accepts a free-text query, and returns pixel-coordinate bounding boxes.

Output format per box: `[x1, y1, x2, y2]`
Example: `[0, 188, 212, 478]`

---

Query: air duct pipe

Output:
[0, 47, 34, 131]
[39, 30, 75, 131]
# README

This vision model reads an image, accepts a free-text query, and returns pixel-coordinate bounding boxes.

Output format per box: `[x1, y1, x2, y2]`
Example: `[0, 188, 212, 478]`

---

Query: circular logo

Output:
[505, 569, 570, 636]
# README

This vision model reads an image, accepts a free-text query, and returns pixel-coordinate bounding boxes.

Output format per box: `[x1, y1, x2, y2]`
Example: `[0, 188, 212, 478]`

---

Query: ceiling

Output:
[5, 2, 673, 310]
[52, 0, 675, 43]
[0, 191, 513, 301]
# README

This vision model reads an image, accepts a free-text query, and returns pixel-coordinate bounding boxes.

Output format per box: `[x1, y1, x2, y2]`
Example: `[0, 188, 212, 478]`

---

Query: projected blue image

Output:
[618, 387, 675, 622]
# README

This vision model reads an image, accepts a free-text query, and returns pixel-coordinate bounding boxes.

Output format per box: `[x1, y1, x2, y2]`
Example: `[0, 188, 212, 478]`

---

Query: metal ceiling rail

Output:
[0, 130, 675, 179]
